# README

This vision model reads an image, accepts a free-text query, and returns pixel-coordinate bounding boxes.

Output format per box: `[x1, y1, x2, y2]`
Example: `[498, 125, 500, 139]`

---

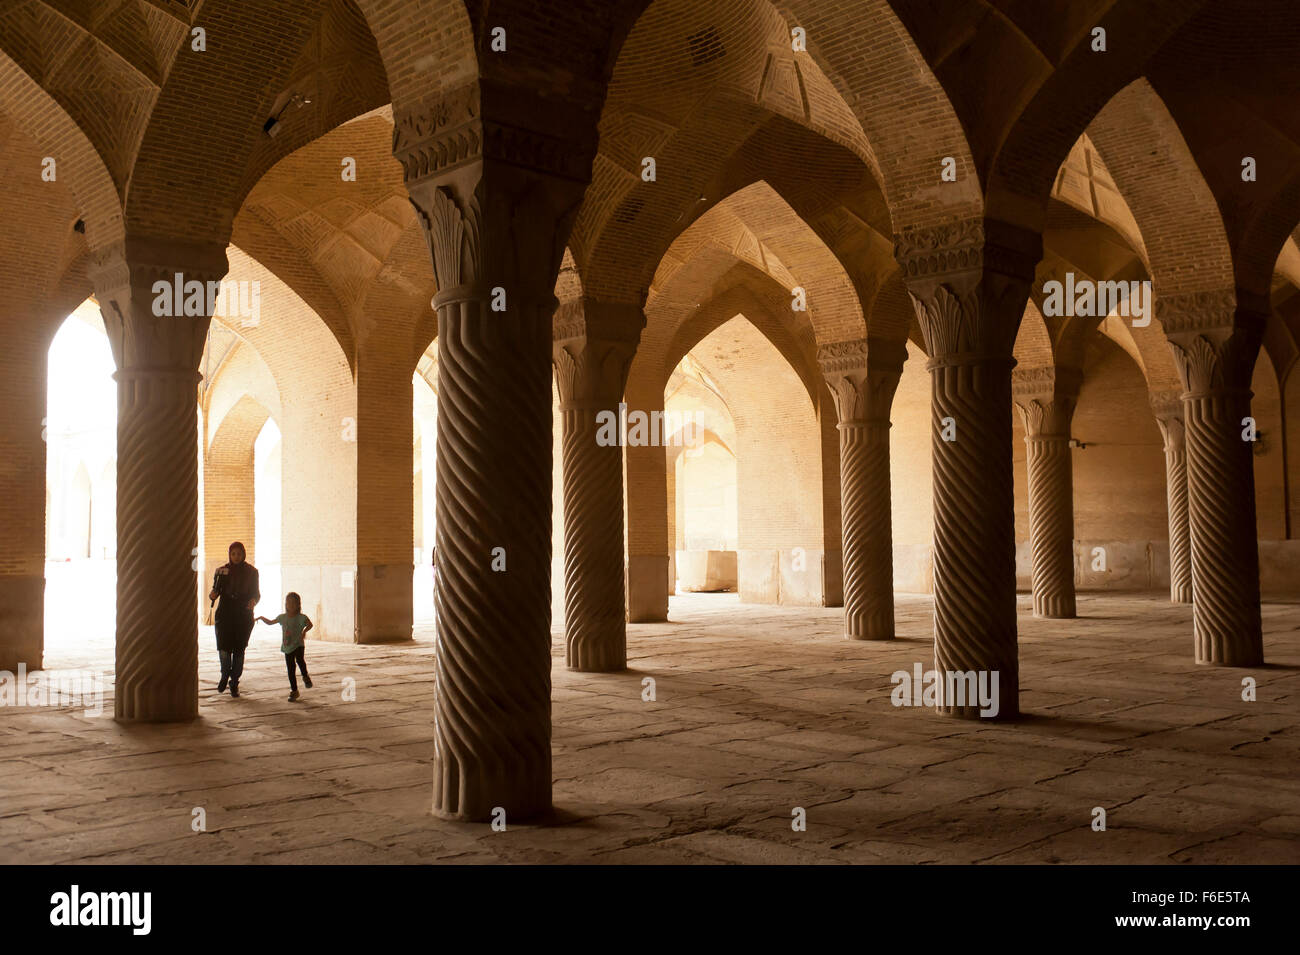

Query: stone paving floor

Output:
[1, 592, 1298, 864]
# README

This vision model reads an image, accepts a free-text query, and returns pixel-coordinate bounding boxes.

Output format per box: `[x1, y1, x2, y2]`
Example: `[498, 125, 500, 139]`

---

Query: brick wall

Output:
[219, 247, 358, 640]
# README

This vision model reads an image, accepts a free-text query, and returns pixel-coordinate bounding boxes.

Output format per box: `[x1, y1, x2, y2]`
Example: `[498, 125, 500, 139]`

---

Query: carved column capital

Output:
[1149, 389, 1187, 453]
[817, 338, 907, 426]
[398, 82, 598, 308]
[394, 80, 601, 189]
[410, 175, 587, 308]
[1158, 290, 1264, 395]
[1013, 365, 1082, 438]
[552, 298, 643, 408]
[393, 82, 483, 184]
[893, 218, 986, 290]
[893, 217, 1040, 281]
[895, 220, 1041, 364]
[1166, 327, 1263, 397]
[90, 237, 230, 372]
[1156, 289, 1237, 335]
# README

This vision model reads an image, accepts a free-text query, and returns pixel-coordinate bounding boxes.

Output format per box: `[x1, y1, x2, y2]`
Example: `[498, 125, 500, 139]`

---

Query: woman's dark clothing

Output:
[213, 561, 260, 653]
[218, 648, 244, 692]
[285, 647, 310, 693]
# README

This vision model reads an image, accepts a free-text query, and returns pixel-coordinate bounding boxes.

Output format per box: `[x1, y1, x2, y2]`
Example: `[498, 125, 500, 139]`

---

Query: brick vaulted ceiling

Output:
[234, 106, 435, 367]
[0, 0, 1298, 379]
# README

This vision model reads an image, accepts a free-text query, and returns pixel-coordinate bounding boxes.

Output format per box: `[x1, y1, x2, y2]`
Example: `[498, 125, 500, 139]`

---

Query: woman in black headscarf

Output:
[208, 541, 260, 697]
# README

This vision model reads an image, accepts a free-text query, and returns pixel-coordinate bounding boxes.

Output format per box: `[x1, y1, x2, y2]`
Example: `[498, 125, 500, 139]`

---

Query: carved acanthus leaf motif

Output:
[911, 284, 981, 357]
[817, 338, 905, 424]
[418, 188, 481, 292]
[552, 336, 637, 406]
[1166, 329, 1260, 395]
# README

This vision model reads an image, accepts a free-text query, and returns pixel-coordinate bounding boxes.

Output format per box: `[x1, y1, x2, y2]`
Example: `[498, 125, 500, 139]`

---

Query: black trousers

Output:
[285, 647, 309, 691]
[218, 649, 245, 687]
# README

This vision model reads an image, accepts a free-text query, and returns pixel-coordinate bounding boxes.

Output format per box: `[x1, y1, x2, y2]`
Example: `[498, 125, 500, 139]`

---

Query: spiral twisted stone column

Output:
[559, 405, 625, 668]
[1023, 437, 1075, 616]
[1014, 367, 1080, 619]
[840, 421, 894, 637]
[1164, 294, 1264, 666]
[114, 368, 204, 720]
[432, 286, 554, 820]
[553, 304, 641, 671]
[818, 339, 905, 640]
[927, 354, 1019, 717]
[408, 172, 592, 820]
[1151, 392, 1192, 604]
[1183, 387, 1263, 663]
[93, 238, 229, 722]
[401, 79, 605, 819]
[898, 219, 1040, 719]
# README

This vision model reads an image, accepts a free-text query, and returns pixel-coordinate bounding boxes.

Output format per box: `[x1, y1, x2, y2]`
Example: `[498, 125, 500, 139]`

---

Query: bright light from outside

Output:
[45, 302, 117, 659]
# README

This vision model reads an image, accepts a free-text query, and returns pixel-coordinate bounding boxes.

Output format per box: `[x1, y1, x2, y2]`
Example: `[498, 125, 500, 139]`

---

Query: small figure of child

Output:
[257, 593, 313, 702]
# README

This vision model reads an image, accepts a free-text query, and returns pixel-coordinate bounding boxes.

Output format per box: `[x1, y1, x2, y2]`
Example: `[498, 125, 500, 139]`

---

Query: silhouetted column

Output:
[817, 338, 906, 639]
[1163, 292, 1264, 666]
[0, 314, 52, 672]
[1013, 366, 1081, 618]
[1151, 391, 1192, 604]
[401, 82, 595, 820]
[816, 392, 845, 608]
[897, 221, 1040, 719]
[553, 300, 641, 671]
[94, 238, 229, 721]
